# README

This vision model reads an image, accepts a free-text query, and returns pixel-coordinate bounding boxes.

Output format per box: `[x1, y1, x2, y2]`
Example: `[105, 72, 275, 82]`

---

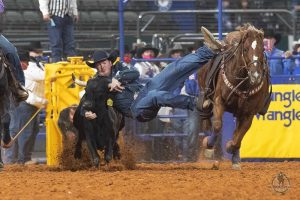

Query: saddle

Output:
[198, 50, 230, 119]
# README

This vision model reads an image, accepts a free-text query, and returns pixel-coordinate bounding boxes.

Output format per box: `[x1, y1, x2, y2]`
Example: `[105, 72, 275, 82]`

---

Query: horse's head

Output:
[226, 24, 265, 86]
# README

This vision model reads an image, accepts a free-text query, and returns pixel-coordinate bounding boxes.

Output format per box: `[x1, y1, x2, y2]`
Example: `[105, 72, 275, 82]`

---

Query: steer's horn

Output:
[72, 73, 87, 87]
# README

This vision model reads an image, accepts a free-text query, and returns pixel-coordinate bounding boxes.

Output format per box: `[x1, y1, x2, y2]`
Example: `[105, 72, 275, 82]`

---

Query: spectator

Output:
[236, 0, 253, 26]
[264, 30, 291, 75]
[134, 45, 160, 80]
[3, 45, 47, 165]
[283, 42, 300, 75]
[292, 43, 300, 75]
[38, 0, 78, 62]
[219, 0, 233, 32]
[168, 44, 185, 59]
[159, 43, 184, 69]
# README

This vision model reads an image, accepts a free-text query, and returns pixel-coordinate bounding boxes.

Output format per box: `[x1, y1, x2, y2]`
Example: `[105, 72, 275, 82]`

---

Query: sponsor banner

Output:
[241, 84, 300, 158]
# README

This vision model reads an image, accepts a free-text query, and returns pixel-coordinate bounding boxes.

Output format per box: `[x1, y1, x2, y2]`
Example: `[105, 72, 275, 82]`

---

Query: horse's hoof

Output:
[211, 161, 220, 170]
[0, 162, 4, 169]
[202, 136, 215, 159]
[226, 140, 234, 154]
[232, 163, 241, 170]
[204, 149, 215, 159]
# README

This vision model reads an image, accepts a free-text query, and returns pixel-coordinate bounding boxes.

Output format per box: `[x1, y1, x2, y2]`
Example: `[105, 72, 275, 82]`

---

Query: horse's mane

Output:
[225, 23, 264, 45]
[237, 23, 264, 35]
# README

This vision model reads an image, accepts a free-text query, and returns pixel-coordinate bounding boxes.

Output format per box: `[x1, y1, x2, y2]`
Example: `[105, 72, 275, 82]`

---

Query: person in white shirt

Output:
[2, 44, 47, 165]
[38, 0, 78, 62]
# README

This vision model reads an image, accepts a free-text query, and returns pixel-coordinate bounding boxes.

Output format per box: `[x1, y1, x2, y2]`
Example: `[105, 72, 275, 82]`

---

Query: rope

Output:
[1, 107, 43, 148]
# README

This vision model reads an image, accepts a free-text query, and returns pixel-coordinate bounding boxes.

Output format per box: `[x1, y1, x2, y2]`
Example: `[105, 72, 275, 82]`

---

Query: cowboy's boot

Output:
[5, 63, 29, 102]
[14, 83, 29, 102]
[201, 26, 225, 52]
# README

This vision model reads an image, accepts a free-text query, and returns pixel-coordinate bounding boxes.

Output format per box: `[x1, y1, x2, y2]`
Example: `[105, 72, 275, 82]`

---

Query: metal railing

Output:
[137, 9, 295, 42]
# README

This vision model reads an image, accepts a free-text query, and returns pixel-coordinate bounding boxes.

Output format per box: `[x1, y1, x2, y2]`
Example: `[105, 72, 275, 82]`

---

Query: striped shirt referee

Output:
[39, 0, 78, 18]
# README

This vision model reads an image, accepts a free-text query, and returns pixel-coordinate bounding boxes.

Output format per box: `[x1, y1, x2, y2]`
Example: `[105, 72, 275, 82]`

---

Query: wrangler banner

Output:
[241, 84, 300, 158]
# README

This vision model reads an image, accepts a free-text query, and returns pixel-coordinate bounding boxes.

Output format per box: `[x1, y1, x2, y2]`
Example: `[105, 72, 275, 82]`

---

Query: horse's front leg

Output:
[203, 96, 224, 159]
[226, 115, 254, 170]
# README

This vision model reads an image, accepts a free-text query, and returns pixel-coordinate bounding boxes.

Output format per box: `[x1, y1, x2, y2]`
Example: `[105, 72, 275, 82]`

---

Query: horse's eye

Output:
[244, 48, 248, 52]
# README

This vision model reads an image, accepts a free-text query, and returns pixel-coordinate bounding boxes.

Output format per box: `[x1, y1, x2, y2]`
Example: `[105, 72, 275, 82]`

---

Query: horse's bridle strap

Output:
[220, 62, 264, 99]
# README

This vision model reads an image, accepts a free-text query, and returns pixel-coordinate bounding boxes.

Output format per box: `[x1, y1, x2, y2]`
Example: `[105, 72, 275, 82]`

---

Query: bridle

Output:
[220, 32, 267, 101]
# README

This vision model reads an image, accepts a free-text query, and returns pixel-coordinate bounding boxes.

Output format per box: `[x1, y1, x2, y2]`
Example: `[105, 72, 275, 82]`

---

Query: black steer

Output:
[73, 76, 124, 167]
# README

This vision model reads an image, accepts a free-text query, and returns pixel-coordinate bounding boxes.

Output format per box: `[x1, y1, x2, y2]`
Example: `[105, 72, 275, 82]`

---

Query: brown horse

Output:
[197, 24, 271, 169]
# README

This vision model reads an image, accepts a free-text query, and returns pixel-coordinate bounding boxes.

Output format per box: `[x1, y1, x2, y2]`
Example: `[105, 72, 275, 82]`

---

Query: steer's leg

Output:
[226, 114, 254, 170]
[74, 135, 82, 159]
[84, 120, 100, 168]
[105, 138, 114, 163]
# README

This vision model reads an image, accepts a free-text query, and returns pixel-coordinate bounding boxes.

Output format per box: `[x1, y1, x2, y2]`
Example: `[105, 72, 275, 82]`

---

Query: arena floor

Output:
[0, 161, 299, 200]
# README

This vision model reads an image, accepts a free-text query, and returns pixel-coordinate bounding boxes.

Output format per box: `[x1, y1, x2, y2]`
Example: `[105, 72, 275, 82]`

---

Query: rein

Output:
[220, 35, 266, 101]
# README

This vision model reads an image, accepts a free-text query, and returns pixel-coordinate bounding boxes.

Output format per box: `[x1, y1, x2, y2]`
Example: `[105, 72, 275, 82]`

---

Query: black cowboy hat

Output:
[18, 50, 30, 62]
[86, 50, 114, 68]
[28, 41, 43, 53]
[136, 44, 159, 58]
[264, 30, 281, 46]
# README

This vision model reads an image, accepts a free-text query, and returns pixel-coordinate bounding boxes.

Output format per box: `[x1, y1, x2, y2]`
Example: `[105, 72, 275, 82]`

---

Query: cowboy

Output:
[264, 30, 292, 76]
[85, 51, 141, 117]
[130, 27, 224, 122]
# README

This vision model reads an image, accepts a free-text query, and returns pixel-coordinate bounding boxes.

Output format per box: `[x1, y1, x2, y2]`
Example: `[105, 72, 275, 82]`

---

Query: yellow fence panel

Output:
[45, 57, 95, 166]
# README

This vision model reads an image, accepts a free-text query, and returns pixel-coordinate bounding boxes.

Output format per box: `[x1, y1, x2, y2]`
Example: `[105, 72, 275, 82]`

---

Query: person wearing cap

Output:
[0, 0, 28, 102]
[264, 30, 292, 75]
[134, 45, 161, 80]
[290, 43, 300, 75]
[27, 41, 46, 63]
[160, 44, 185, 69]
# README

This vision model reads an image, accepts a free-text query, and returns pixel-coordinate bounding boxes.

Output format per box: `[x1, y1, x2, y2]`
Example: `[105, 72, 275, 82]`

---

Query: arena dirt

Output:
[0, 161, 299, 200]
[58, 140, 93, 171]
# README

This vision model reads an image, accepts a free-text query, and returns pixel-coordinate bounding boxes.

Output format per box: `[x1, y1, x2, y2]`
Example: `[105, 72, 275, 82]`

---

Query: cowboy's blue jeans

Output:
[131, 45, 215, 122]
[0, 34, 25, 85]
[2, 102, 39, 164]
[47, 15, 76, 62]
